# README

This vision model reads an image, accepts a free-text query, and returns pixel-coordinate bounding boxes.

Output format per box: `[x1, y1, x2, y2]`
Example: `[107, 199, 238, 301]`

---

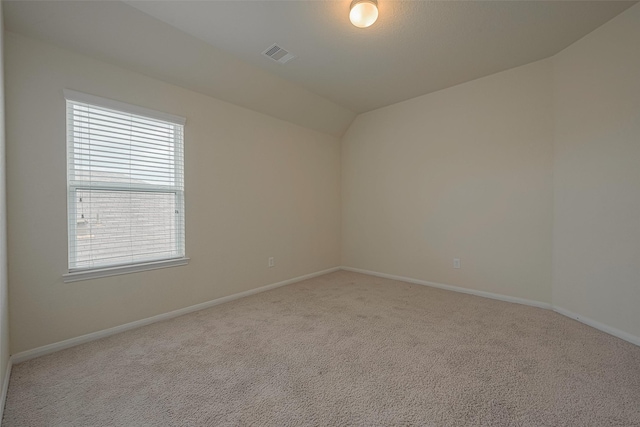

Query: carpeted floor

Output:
[3, 271, 640, 426]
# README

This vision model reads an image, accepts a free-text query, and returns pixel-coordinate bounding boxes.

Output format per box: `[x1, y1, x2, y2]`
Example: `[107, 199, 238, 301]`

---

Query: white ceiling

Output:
[127, 0, 635, 113]
[3, 1, 356, 136]
[4, 0, 637, 136]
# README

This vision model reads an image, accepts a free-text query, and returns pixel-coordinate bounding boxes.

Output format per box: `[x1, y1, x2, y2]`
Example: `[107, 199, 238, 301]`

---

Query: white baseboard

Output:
[552, 306, 640, 347]
[340, 266, 551, 309]
[8, 265, 640, 367]
[340, 266, 640, 347]
[11, 267, 340, 364]
[0, 355, 12, 426]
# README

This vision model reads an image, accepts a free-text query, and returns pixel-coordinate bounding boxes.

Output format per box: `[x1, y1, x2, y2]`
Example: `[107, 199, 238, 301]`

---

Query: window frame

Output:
[62, 89, 188, 282]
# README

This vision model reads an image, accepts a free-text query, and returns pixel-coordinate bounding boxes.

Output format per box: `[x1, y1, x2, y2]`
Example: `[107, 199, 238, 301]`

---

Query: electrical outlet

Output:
[453, 258, 461, 269]
[268, 257, 275, 268]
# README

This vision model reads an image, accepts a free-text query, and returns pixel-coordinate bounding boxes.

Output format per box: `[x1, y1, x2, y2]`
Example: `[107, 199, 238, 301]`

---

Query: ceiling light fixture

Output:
[349, 0, 378, 28]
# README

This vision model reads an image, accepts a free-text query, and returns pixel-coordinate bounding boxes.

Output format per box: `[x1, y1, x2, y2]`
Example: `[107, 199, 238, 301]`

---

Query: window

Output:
[64, 90, 187, 281]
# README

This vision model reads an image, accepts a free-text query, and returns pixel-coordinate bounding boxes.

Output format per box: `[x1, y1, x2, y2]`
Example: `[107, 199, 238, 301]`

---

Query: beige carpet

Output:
[4, 271, 640, 426]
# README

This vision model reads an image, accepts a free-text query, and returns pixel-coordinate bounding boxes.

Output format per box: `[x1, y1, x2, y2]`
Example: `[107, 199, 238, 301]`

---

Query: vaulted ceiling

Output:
[4, 1, 636, 136]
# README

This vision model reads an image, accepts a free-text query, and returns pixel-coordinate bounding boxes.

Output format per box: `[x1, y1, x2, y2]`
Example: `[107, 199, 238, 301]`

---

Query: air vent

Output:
[262, 44, 296, 64]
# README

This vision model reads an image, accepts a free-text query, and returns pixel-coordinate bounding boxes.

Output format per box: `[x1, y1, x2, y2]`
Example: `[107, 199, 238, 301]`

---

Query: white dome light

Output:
[350, 0, 379, 28]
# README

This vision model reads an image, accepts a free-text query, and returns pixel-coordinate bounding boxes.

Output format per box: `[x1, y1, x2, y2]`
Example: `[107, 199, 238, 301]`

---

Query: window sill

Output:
[63, 257, 190, 283]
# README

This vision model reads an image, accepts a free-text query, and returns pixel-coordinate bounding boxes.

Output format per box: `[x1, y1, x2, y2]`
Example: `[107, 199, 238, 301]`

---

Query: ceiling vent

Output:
[262, 44, 296, 64]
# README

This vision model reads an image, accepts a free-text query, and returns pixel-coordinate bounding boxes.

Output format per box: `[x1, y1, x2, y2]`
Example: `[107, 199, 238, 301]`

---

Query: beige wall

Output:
[341, 59, 554, 304]
[5, 32, 341, 354]
[1, 2, 11, 400]
[552, 3, 640, 338]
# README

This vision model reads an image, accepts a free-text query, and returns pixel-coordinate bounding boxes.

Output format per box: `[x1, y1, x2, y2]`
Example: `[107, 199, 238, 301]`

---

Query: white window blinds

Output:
[65, 90, 186, 271]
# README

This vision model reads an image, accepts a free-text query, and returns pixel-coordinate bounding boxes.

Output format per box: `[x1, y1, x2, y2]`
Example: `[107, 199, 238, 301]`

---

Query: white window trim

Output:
[63, 257, 190, 283]
[63, 89, 186, 126]
[64, 89, 187, 279]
